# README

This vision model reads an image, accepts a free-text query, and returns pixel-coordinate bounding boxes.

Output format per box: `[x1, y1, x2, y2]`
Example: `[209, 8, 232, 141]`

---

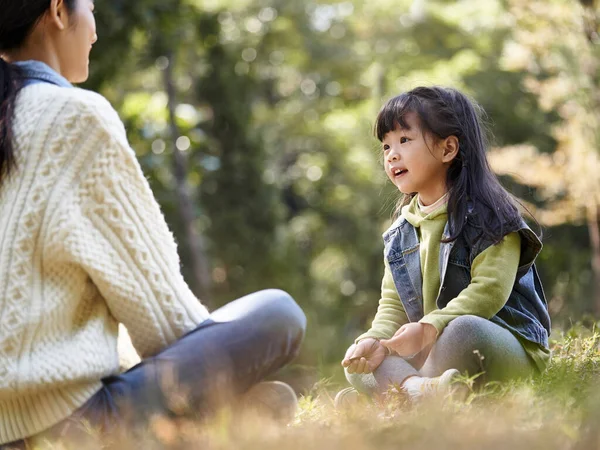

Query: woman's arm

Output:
[53, 94, 209, 358]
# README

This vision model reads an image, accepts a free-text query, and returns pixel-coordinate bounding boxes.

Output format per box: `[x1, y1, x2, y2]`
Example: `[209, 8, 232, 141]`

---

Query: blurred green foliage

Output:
[86, 0, 599, 386]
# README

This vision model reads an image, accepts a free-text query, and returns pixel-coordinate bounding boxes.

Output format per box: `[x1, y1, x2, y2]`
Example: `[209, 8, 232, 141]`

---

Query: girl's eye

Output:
[383, 144, 390, 151]
[400, 137, 409, 144]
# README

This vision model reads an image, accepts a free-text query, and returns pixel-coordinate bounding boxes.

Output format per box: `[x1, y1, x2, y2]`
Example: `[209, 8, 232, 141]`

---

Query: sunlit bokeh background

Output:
[87, 0, 600, 390]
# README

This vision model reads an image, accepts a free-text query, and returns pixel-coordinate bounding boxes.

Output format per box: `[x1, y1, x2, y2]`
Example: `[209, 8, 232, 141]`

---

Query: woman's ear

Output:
[441, 135, 459, 163]
[47, 0, 68, 31]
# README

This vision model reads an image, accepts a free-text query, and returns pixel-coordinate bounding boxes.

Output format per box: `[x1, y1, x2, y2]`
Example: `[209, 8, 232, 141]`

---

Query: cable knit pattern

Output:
[0, 83, 209, 443]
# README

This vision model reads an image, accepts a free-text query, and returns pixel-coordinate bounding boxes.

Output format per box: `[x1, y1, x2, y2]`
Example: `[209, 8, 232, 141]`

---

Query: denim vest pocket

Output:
[383, 229, 403, 263]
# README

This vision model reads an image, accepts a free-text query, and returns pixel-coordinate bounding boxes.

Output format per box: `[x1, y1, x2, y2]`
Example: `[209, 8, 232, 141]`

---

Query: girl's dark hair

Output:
[375, 86, 523, 244]
[0, 0, 75, 182]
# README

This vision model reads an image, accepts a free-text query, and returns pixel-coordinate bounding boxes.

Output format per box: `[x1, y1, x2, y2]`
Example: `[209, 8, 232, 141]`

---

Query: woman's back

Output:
[0, 3, 305, 446]
[0, 81, 209, 442]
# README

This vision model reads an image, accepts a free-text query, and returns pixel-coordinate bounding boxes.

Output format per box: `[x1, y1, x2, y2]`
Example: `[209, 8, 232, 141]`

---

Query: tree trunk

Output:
[579, 0, 599, 43]
[163, 49, 213, 306]
[588, 202, 600, 316]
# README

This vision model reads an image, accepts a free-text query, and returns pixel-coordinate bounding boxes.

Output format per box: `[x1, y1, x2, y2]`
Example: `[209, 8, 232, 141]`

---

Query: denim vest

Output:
[13, 60, 72, 88]
[382, 211, 551, 348]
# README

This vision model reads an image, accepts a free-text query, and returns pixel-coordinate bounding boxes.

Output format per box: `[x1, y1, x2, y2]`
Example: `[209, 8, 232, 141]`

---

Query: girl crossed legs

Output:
[346, 315, 535, 398]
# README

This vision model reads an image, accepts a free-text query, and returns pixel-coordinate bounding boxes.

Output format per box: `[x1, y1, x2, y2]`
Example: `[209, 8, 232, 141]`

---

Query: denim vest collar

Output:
[13, 60, 72, 88]
[383, 213, 542, 286]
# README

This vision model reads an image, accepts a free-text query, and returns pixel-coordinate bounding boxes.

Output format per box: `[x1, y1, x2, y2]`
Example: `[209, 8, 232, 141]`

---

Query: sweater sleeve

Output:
[55, 95, 209, 358]
[355, 258, 409, 343]
[419, 232, 521, 334]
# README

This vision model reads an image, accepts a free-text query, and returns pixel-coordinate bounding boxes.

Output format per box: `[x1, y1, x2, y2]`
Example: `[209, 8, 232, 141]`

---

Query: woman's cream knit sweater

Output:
[0, 83, 210, 443]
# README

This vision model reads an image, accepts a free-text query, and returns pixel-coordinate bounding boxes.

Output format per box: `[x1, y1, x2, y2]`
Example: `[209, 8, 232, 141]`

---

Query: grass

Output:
[32, 328, 600, 450]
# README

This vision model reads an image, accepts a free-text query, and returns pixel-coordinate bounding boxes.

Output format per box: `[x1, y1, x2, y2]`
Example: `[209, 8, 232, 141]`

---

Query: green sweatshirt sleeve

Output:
[355, 258, 409, 343]
[419, 232, 521, 335]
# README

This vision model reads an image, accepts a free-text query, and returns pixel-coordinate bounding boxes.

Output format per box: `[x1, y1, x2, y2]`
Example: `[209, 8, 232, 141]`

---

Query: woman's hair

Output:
[375, 86, 523, 244]
[0, 0, 76, 183]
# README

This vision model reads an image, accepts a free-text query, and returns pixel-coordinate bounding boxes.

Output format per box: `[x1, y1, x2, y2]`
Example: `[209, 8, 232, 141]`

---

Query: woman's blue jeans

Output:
[2, 289, 306, 448]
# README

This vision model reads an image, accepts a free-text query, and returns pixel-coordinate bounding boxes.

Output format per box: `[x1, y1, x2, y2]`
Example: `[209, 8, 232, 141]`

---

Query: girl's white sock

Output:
[401, 369, 463, 401]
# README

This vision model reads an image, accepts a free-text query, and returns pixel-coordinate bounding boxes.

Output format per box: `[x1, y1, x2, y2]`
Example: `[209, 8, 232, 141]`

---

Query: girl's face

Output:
[382, 113, 450, 205]
[56, 0, 97, 83]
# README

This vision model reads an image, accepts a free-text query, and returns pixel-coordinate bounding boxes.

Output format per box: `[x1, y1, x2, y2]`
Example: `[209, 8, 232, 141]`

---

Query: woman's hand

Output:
[341, 338, 387, 374]
[380, 323, 437, 357]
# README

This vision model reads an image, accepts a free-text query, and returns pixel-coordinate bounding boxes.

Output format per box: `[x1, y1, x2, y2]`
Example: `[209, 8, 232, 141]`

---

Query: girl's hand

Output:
[341, 338, 387, 374]
[380, 323, 437, 357]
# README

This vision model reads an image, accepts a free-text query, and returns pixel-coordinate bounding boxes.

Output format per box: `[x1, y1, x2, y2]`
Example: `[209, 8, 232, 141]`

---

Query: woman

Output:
[0, 0, 306, 446]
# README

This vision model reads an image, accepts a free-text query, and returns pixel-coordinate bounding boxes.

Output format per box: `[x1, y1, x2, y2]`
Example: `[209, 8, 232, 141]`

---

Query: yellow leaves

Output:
[535, 77, 574, 113]
[185, 0, 255, 14]
[394, 50, 481, 94]
[489, 144, 560, 192]
[495, 0, 600, 228]
[323, 110, 358, 133]
[121, 92, 168, 123]
[433, 0, 505, 32]
[500, 40, 533, 72]
[490, 137, 600, 226]
[534, 200, 585, 227]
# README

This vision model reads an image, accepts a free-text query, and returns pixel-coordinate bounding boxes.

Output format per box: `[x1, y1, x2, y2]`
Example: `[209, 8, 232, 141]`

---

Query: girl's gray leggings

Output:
[346, 315, 537, 395]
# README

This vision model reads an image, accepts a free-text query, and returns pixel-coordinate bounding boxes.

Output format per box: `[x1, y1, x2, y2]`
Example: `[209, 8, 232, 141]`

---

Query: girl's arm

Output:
[355, 258, 409, 343]
[419, 232, 521, 335]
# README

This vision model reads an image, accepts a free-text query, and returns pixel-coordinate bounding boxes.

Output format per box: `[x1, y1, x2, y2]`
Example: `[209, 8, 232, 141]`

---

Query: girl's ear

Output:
[441, 135, 459, 163]
[47, 0, 69, 31]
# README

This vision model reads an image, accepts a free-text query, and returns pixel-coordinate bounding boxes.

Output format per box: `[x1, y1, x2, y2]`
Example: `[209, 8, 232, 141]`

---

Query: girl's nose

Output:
[387, 150, 399, 162]
[92, 33, 98, 44]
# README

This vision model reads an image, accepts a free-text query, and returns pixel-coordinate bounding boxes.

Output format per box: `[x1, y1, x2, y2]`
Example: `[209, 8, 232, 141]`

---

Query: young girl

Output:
[338, 87, 551, 404]
[0, 0, 305, 447]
